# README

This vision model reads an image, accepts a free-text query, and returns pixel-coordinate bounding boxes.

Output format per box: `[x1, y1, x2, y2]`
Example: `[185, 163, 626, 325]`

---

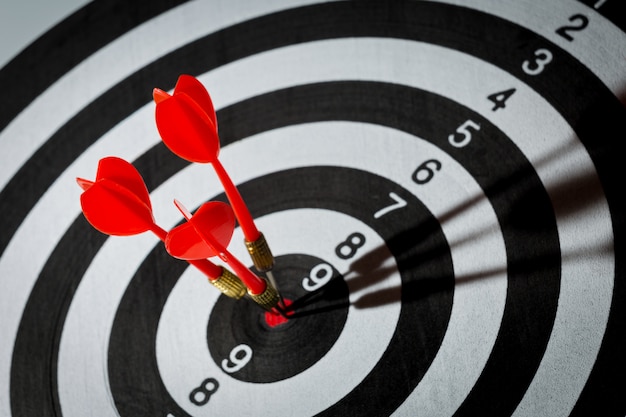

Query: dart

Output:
[153, 75, 276, 277]
[76, 156, 247, 300]
[165, 199, 281, 313]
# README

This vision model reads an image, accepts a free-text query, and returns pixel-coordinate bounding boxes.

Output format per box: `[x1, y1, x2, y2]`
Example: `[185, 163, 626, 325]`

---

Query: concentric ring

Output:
[207, 252, 350, 383]
[1, 2, 624, 416]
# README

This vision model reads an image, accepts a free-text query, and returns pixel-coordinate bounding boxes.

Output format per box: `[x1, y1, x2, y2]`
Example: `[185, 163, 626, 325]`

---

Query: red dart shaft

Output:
[216, 249, 266, 295]
[187, 219, 267, 295]
[150, 224, 222, 279]
[211, 159, 260, 243]
[188, 258, 223, 280]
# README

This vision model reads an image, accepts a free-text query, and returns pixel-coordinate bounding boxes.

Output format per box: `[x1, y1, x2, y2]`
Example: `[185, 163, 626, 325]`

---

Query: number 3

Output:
[522, 48, 553, 75]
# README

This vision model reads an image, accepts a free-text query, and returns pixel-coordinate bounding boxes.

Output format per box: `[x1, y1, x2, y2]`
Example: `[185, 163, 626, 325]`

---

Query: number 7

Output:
[374, 192, 407, 219]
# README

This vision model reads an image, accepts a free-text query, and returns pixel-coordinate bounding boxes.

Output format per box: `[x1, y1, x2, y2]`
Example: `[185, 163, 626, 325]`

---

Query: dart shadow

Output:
[296, 131, 617, 313]
[285, 278, 351, 318]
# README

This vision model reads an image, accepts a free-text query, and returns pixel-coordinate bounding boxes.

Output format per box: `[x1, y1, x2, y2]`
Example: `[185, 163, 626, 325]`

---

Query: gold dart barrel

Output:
[248, 281, 280, 311]
[245, 232, 274, 272]
[209, 267, 247, 300]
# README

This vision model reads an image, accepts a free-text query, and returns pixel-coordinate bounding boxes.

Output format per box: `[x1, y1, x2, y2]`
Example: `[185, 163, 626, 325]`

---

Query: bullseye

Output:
[207, 253, 349, 383]
[264, 298, 293, 327]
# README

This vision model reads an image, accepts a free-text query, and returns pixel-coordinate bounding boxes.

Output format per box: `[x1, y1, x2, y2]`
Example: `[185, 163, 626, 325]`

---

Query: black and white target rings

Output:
[1, 1, 625, 416]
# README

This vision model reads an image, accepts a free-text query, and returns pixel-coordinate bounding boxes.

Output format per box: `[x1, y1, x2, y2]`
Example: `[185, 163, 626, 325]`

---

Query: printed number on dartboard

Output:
[522, 15, 589, 76]
[302, 232, 366, 293]
[486, 15, 590, 118]
[180, 343, 253, 410]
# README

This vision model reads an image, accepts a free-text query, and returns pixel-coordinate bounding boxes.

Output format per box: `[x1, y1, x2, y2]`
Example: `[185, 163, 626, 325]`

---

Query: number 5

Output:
[449, 120, 480, 148]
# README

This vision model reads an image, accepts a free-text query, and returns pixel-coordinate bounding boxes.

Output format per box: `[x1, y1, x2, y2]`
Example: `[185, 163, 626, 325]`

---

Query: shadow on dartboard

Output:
[341, 121, 618, 315]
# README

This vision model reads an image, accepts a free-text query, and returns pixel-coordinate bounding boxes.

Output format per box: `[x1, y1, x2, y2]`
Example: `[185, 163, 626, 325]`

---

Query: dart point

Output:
[265, 298, 293, 327]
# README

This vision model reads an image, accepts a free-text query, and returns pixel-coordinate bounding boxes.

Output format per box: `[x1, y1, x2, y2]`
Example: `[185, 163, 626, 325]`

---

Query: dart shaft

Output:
[211, 162, 276, 272]
[244, 232, 274, 272]
[247, 282, 280, 312]
[206, 266, 247, 299]
[212, 247, 267, 295]
[152, 224, 224, 281]
[212, 159, 260, 242]
[187, 218, 267, 295]
[188, 259, 223, 280]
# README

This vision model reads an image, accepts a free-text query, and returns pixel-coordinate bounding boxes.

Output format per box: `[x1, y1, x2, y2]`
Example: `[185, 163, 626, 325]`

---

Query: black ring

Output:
[7, 2, 624, 416]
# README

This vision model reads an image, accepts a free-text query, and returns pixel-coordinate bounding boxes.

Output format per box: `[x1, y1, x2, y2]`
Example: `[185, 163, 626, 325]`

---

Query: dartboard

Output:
[1, 0, 625, 416]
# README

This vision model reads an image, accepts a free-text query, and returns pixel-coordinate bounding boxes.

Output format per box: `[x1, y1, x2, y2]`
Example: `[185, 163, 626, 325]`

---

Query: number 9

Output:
[302, 263, 334, 292]
[221, 344, 253, 373]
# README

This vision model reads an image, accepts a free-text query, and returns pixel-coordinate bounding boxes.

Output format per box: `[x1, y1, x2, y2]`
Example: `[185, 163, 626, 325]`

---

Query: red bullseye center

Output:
[264, 298, 293, 327]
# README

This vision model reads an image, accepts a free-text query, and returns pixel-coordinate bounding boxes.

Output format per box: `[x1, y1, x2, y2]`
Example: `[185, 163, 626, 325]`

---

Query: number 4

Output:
[487, 88, 516, 111]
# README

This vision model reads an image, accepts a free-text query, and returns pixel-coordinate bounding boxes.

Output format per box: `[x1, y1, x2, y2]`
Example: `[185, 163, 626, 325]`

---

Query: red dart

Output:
[170, 74, 217, 128]
[77, 156, 156, 236]
[164, 199, 236, 260]
[166, 200, 267, 296]
[153, 75, 260, 244]
[76, 157, 247, 298]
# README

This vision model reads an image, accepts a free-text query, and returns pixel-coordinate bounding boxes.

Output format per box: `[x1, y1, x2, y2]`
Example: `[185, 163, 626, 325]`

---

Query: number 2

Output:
[556, 14, 589, 41]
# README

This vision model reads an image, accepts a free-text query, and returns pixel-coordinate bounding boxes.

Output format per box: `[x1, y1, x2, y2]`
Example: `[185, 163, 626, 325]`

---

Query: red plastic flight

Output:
[165, 200, 235, 260]
[77, 156, 155, 236]
[76, 156, 222, 279]
[166, 200, 267, 296]
[153, 75, 261, 243]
